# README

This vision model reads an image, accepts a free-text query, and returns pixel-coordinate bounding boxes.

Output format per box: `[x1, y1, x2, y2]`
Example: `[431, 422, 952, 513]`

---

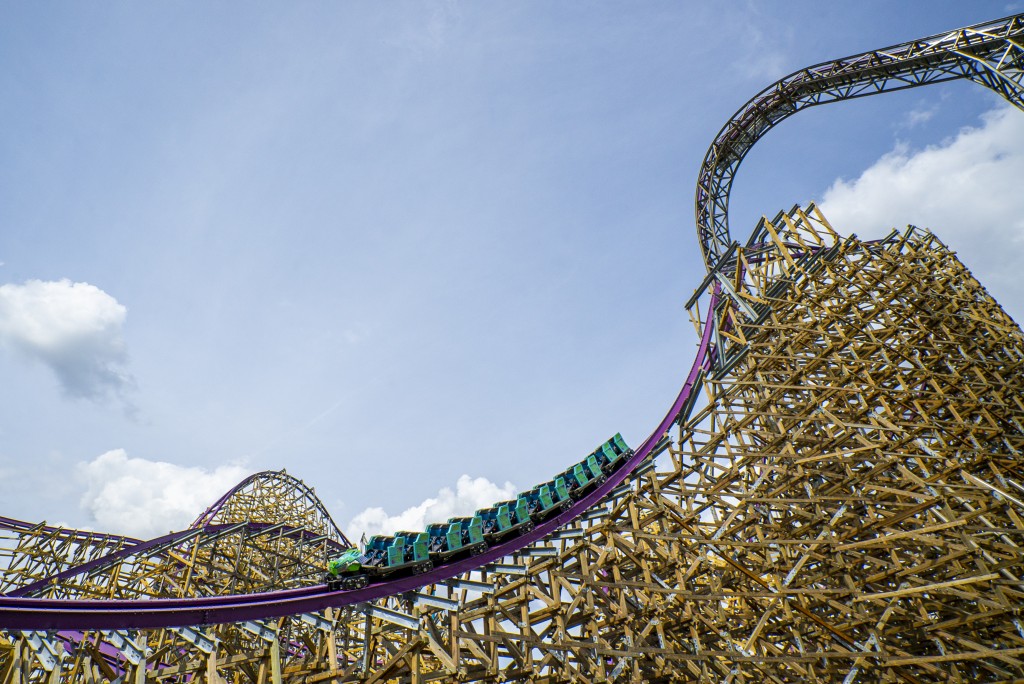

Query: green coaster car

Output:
[323, 548, 370, 590]
[324, 533, 434, 591]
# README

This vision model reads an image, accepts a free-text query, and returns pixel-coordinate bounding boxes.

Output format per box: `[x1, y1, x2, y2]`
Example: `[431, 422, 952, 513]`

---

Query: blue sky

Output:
[1, 2, 1022, 538]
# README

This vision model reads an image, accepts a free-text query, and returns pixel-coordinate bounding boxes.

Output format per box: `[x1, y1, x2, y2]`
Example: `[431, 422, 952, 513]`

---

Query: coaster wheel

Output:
[343, 575, 369, 591]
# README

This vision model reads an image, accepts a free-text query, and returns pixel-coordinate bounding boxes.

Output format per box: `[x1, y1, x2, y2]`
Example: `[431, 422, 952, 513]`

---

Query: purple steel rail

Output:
[0, 298, 717, 630]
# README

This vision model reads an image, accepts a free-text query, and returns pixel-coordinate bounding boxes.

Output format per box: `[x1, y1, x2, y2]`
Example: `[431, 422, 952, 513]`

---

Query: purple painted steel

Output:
[55, 631, 130, 669]
[0, 298, 717, 630]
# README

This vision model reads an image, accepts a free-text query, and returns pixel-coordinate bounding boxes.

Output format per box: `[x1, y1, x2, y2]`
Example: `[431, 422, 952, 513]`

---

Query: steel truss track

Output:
[696, 12, 1024, 271]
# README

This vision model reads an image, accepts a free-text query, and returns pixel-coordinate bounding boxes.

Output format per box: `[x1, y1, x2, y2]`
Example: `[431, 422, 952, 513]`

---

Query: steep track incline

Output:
[0, 304, 716, 629]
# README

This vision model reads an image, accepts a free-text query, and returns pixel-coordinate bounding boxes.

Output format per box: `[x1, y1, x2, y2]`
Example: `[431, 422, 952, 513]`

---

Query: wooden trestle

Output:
[3, 206, 1024, 682]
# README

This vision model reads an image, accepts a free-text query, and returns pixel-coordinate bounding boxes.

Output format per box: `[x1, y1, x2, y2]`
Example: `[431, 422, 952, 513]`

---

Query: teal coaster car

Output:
[324, 430, 630, 591]
[478, 497, 534, 543]
[550, 476, 571, 505]
[564, 460, 604, 501]
[523, 480, 570, 522]
[610, 433, 632, 458]
[363, 534, 432, 578]
[583, 453, 603, 480]
[448, 514, 486, 547]
[594, 433, 633, 474]
[508, 496, 532, 526]
[393, 531, 433, 573]
[426, 519, 486, 562]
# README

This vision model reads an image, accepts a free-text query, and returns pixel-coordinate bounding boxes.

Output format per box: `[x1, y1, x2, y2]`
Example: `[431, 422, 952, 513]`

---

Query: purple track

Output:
[0, 301, 716, 630]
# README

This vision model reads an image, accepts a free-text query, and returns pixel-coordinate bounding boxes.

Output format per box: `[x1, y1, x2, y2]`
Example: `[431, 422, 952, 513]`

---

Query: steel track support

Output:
[695, 13, 1024, 271]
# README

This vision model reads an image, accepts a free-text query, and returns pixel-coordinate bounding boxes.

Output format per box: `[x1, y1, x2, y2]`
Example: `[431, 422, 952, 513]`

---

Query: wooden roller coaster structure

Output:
[3, 11, 1024, 684]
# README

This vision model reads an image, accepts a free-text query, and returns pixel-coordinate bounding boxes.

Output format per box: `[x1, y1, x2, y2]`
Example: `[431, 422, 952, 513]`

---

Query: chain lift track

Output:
[696, 12, 1024, 272]
[3, 11, 1024, 684]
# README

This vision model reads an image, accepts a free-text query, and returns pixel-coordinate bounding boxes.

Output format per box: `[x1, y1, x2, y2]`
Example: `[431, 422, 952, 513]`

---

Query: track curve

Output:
[0, 295, 717, 629]
[696, 12, 1024, 271]
[3, 11, 1024, 636]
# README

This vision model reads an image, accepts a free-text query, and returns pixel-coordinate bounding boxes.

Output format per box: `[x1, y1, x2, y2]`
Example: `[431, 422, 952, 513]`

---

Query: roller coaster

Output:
[3, 12, 1024, 683]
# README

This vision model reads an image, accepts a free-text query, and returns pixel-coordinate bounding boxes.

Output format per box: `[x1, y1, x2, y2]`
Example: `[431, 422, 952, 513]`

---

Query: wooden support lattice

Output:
[3, 207, 1024, 682]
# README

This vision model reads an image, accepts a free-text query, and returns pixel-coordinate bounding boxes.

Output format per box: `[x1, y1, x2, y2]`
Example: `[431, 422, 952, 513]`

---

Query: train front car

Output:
[323, 547, 370, 591]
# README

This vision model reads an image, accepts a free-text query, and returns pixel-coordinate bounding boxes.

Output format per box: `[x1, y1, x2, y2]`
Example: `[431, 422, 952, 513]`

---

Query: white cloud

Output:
[77, 449, 248, 538]
[901, 105, 937, 129]
[820, 105, 1024, 321]
[346, 474, 517, 541]
[0, 279, 136, 405]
